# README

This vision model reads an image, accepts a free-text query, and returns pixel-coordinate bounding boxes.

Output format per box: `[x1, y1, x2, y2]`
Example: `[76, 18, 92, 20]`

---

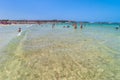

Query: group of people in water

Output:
[52, 23, 84, 29]
[52, 23, 120, 30]
[17, 23, 119, 35]
[63, 23, 83, 29]
[63, 25, 70, 28]
[72, 23, 83, 29]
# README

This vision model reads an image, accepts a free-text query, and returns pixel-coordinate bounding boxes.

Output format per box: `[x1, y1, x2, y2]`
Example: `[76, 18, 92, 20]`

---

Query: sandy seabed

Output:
[0, 24, 120, 80]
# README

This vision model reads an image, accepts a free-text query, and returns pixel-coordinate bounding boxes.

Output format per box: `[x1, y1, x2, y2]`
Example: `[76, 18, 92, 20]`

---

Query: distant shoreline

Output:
[0, 20, 75, 25]
[0, 20, 120, 25]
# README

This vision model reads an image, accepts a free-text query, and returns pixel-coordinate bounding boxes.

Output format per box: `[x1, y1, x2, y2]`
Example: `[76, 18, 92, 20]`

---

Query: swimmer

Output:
[115, 27, 119, 30]
[67, 25, 70, 28]
[18, 28, 22, 32]
[115, 25, 120, 30]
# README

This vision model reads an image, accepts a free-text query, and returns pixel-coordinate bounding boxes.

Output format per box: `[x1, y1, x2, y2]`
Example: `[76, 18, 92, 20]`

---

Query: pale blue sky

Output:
[0, 0, 120, 22]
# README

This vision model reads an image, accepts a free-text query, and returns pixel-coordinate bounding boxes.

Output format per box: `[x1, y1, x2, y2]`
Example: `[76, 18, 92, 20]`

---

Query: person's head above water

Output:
[116, 27, 119, 30]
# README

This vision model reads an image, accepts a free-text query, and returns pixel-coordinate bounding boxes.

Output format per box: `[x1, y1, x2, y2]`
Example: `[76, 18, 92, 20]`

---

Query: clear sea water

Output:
[0, 23, 120, 80]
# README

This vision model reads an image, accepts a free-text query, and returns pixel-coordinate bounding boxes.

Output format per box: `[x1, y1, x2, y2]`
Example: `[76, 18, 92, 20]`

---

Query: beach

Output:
[0, 23, 120, 80]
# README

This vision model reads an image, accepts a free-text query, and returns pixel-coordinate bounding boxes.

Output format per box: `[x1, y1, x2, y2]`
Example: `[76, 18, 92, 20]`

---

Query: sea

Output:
[0, 23, 120, 80]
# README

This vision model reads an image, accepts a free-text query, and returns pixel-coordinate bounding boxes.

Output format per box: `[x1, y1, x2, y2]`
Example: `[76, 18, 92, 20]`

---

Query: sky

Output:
[0, 0, 120, 22]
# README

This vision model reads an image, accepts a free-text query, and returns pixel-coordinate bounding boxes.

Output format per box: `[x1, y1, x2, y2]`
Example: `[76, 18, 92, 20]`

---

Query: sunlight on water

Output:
[0, 23, 120, 80]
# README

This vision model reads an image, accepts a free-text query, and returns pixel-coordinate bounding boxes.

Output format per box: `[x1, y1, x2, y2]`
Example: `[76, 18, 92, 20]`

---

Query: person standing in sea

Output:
[80, 23, 83, 29]
[52, 23, 55, 28]
[73, 23, 77, 29]
[17, 27, 22, 36]
[18, 28, 22, 32]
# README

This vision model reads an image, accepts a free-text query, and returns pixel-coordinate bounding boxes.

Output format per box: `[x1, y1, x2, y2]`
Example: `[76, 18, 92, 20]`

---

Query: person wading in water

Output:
[73, 23, 77, 29]
[18, 28, 22, 32]
[17, 28, 22, 36]
[80, 23, 83, 29]
[52, 23, 55, 28]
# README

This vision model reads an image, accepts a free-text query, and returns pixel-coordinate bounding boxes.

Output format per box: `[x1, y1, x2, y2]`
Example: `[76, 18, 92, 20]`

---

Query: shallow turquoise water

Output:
[1, 23, 120, 63]
[0, 23, 120, 80]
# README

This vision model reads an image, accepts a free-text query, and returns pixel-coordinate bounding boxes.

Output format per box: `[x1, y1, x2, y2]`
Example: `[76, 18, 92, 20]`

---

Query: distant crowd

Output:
[52, 23, 84, 29]
[17, 23, 120, 34]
